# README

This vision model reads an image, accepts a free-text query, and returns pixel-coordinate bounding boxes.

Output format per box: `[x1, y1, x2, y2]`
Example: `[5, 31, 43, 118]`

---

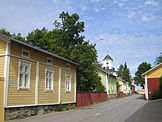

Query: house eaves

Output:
[141, 63, 162, 77]
[0, 34, 79, 66]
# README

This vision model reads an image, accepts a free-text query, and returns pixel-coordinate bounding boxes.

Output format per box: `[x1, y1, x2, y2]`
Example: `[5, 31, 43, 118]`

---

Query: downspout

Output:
[106, 73, 110, 98]
[145, 75, 149, 100]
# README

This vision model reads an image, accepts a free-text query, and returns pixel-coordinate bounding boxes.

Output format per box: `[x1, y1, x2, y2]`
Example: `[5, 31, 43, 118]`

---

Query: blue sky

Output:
[0, 0, 162, 82]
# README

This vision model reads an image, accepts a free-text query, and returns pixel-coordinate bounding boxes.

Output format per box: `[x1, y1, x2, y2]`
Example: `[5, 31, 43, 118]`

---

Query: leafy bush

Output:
[65, 104, 76, 111]
[55, 104, 76, 111]
[55, 104, 64, 111]
[159, 76, 162, 97]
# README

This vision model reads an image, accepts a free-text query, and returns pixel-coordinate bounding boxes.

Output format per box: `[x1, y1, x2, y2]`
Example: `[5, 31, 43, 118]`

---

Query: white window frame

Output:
[45, 68, 54, 91]
[65, 73, 71, 93]
[47, 57, 53, 65]
[18, 60, 31, 90]
[22, 49, 30, 59]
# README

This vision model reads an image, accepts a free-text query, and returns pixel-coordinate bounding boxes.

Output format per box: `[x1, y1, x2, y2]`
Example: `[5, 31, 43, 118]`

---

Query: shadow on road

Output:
[136, 94, 145, 100]
[124, 108, 141, 122]
[125, 99, 162, 122]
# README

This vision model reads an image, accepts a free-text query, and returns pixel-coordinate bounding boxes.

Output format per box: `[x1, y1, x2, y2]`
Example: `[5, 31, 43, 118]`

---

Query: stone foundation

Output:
[5, 103, 75, 120]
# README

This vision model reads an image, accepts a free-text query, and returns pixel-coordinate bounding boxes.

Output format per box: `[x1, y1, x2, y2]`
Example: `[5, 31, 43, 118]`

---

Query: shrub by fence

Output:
[76, 91, 108, 107]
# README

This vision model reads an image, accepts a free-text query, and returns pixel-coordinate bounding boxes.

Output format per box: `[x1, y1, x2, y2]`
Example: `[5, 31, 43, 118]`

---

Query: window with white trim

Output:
[65, 73, 71, 92]
[19, 61, 31, 89]
[47, 58, 53, 65]
[45, 68, 54, 91]
[22, 49, 30, 58]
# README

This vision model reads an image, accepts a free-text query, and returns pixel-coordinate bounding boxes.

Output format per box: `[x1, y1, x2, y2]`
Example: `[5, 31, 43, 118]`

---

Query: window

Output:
[47, 58, 53, 65]
[66, 63, 70, 68]
[18, 61, 31, 89]
[65, 73, 71, 92]
[22, 49, 30, 58]
[45, 68, 54, 91]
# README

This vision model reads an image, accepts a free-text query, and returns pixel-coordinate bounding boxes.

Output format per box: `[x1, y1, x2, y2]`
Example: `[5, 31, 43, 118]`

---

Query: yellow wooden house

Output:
[117, 78, 131, 95]
[0, 34, 78, 121]
[142, 63, 162, 100]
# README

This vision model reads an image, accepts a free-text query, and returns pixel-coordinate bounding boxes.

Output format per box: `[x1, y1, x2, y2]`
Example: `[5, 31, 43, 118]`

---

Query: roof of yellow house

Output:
[0, 34, 79, 66]
[117, 77, 128, 84]
[142, 63, 162, 77]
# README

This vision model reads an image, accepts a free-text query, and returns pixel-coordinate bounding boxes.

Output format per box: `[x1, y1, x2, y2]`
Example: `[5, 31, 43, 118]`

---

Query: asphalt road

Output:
[12, 94, 147, 122]
[126, 98, 162, 122]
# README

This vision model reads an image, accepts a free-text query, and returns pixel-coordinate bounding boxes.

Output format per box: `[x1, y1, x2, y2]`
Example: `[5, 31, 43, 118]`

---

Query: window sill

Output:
[45, 89, 53, 92]
[18, 88, 30, 90]
[65, 91, 71, 93]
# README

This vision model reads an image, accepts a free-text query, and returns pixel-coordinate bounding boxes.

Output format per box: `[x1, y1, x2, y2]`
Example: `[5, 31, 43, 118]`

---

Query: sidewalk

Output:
[125, 99, 162, 122]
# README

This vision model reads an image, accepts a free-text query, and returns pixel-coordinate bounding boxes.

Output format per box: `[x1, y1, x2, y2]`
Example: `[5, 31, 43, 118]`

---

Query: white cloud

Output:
[94, 7, 105, 12]
[96, 33, 162, 59]
[113, 0, 125, 7]
[95, 33, 162, 75]
[81, 5, 87, 11]
[144, 0, 158, 6]
[51, 0, 59, 3]
[127, 11, 135, 19]
[142, 15, 154, 22]
[90, 0, 101, 3]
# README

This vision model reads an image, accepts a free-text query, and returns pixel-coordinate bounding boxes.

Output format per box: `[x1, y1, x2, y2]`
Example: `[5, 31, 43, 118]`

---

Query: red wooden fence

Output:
[76, 91, 108, 107]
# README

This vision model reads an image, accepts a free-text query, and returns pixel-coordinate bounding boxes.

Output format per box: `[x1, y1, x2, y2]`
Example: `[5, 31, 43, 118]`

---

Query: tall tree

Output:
[155, 53, 162, 65]
[118, 64, 124, 78]
[26, 12, 105, 91]
[134, 62, 152, 88]
[118, 62, 132, 84]
[0, 28, 25, 42]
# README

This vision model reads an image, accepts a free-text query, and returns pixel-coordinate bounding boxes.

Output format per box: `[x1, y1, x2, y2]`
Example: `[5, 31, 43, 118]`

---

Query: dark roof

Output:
[0, 34, 79, 66]
[103, 55, 113, 61]
[97, 67, 117, 78]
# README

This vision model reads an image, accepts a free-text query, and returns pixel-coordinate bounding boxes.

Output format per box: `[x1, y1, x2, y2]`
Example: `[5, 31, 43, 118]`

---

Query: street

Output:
[11, 94, 147, 122]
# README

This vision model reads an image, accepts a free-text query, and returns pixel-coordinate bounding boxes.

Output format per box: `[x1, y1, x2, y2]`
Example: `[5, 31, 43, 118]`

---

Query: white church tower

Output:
[102, 55, 113, 70]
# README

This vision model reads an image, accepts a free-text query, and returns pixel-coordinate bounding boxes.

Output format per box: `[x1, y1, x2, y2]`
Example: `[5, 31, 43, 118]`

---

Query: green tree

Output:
[0, 28, 25, 42]
[155, 53, 162, 65]
[118, 64, 124, 78]
[118, 62, 132, 85]
[0, 28, 11, 37]
[26, 12, 105, 91]
[134, 62, 152, 88]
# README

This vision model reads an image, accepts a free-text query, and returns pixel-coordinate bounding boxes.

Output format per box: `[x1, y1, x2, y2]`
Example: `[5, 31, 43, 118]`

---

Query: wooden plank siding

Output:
[61, 69, 75, 103]
[38, 64, 59, 104]
[0, 39, 6, 121]
[6, 43, 76, 107]
[147, 65, 162, 78]
[0, 39, 6, 54]
[0, 39, 6, 77]
[0, 77, 4, 122]
[0, 57, 5, 77]
[8, 57, 36, 106]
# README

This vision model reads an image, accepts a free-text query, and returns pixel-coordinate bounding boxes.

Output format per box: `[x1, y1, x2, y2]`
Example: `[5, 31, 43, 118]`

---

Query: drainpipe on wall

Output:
[145, 75, 149, 100]
[106, 74, 110, 98]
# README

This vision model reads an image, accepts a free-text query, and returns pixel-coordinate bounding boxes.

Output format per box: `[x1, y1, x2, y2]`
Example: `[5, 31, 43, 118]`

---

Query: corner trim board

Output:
[4, 42, 10, 107]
